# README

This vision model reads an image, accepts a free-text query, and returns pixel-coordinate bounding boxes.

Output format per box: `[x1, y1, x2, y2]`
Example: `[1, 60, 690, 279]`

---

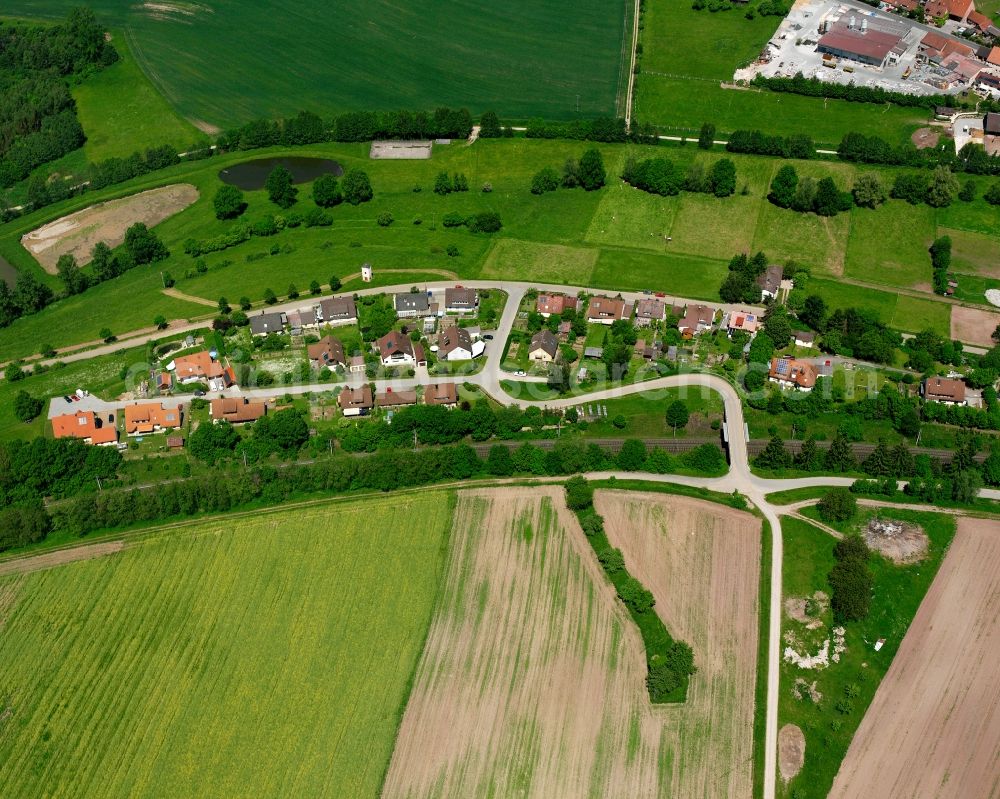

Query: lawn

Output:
[0, 138, 966, 361]
[777, 510, 956, 799]
[72, 29, 201, 161]
[0, 492, 453, 799]
[570, 388, 723, 438]
[940, 227, 1000, 279]
[844, 203, 937, 290]
[4, 1, 628, 127]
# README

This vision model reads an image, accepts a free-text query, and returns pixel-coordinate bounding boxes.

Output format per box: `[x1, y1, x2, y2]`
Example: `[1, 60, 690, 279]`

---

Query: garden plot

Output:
[829, 517, 1000, 799]
[21, 185, 199, 273]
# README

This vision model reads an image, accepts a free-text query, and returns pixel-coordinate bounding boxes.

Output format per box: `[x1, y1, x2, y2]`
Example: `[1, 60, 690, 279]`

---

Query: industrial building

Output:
[817, 15, 907, 68]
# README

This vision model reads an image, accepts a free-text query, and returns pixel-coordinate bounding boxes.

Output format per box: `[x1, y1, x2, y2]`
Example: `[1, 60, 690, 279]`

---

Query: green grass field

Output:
[777, 510, 956, 799]
[633, 0, 929, 143]
[71, 29, 201, 161]
[1, 138, 987, 361]
[0, 493, 453, 798]
[5, 0, 628, 127]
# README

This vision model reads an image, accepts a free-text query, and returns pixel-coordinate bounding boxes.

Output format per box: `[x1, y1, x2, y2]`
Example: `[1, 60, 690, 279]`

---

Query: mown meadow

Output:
[3, 135, 998, 363]
[777, 510, 956, 799]
[0, 492, 453, 799]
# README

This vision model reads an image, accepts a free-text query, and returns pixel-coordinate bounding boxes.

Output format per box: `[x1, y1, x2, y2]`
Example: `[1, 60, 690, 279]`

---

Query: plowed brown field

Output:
[596, 490, 762, 798]
[382, 486, 761, 799]
[829, 517, 1000, 799]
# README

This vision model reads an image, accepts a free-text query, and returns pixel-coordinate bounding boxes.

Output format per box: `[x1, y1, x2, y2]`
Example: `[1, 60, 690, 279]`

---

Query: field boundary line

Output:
[624, 0, 640, 130]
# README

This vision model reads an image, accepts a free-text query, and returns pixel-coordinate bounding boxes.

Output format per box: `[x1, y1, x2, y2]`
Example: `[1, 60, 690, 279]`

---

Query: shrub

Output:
[213, 185, 246, 219]
[376, 211, 393, 227]
[467, 211, 502, 233]
[530, 167, 559, 194]
[817, 487, 857, 522]
[564, 475, 593, 510]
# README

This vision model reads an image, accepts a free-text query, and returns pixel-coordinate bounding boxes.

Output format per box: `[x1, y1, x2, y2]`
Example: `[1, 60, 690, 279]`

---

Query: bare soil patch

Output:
[785, 591, 828, 626]
[952, 304, 1000, 347]
[778, 723, 806, 782]
[596, 490, 762, 798]
[382, 487, 662, 798]
[21, 184, 198, 273]
[829, 517, 1000, 798]
[0, 540, 125, 577]
[864, 517, 928, 564]
[369, 140, 433, 159]
[910, 127, 940, 149]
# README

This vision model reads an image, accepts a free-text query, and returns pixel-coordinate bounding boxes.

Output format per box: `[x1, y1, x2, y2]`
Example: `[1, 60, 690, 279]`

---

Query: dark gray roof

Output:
[395, 293, 431, 313]
[529, 328, 559, 358]
[249, 312, 286, 335]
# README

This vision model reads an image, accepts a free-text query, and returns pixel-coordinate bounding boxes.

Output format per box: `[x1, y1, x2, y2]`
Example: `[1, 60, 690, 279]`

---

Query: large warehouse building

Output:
[817, 16, 906, 67]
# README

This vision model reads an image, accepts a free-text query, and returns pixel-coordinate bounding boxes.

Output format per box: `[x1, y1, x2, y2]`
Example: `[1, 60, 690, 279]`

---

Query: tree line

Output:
[0, 8, 118, 189]
[565, 477, 696, 703]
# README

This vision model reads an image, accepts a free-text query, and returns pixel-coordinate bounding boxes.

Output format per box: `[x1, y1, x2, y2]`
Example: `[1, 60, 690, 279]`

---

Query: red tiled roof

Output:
[51, 411, 118, 445]
[123, 403, 183, 434]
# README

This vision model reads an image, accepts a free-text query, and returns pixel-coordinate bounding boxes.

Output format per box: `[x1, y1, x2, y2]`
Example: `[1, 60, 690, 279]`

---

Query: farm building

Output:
[528, 329, 560, 362]
[921, 376, 967, 404]
[307, 336, 345, 369]
[210, 397, 266, 424]
[50, 410, 118, 446]
[249, 311, 287, 337]
[123, 402, 183, 436]
[768, 357, 818, 391]
[424, 382, 459, 407]
[339, 385, 374, 417]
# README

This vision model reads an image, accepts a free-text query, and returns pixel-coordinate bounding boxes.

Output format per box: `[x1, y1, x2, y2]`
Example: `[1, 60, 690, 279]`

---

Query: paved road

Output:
[39, 278, 1000, 799]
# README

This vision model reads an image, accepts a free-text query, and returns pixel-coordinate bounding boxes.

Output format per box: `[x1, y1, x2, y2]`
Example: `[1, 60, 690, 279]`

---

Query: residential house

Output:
[924, 0, 973, 22]
[437, 326, 477, 361]
[395, 292, 431, 318]
[51, 410, 118, 446]
[444, 287, 478, 313]
[794, 330, 816, 348]
[349, 355, 366, 373]
[586, 296, 627, 325]
[376, 389, 417, 408]
[210, 397, 267, 424]
[170, 351, 233, 391]
[319, 297, 358, 326]
[123, 402, 183, 436]
[921, 376, 967, 405]
[727, 311, 760, 336]
[634, 298, 666, 326]
[970, 10, 1000, 36]
[339, 385, 374, 417]
[286, 308, 318, 333]
[677, 304, 715, 335]
[768, 357, 818, 391]
[528, 329, 559, 362]
[424, 382, 458, 407]
[378, 331, 424, 366]
[536, 293, 577, 317]
[757, 265, 783, 302]
[307, 336, 345, 369]
[249, 311, 287, 336]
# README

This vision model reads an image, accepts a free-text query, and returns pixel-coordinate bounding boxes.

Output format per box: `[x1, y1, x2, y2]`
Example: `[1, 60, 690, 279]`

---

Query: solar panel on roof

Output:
[776, 360, 790, 375]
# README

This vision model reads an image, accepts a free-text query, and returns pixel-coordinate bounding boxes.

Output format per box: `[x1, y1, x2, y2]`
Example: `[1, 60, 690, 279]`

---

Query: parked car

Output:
[483, 334, 494, 341]
[193, 389, 206, 397]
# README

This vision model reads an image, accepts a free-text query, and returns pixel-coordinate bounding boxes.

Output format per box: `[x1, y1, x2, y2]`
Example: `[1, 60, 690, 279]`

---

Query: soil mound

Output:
[779, 723, 806, 781]
[864, 517, 928, 564]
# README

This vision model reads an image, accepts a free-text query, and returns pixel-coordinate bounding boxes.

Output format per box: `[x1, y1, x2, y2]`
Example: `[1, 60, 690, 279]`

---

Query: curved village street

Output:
[36, 279, 1000, 799]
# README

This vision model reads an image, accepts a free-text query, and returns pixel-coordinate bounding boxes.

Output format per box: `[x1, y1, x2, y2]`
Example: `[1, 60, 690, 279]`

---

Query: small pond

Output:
[218, 156, 343, 190]
[0, 255, 17, 288]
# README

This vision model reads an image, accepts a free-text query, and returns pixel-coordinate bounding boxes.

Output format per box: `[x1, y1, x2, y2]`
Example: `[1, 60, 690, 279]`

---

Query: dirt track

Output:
[0, 541, 125, 577]
[597, 490, 762, 798]
[382, 487, 664, 798]
[21, 184, 198, 273]
[829, 517, 1000, 799]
